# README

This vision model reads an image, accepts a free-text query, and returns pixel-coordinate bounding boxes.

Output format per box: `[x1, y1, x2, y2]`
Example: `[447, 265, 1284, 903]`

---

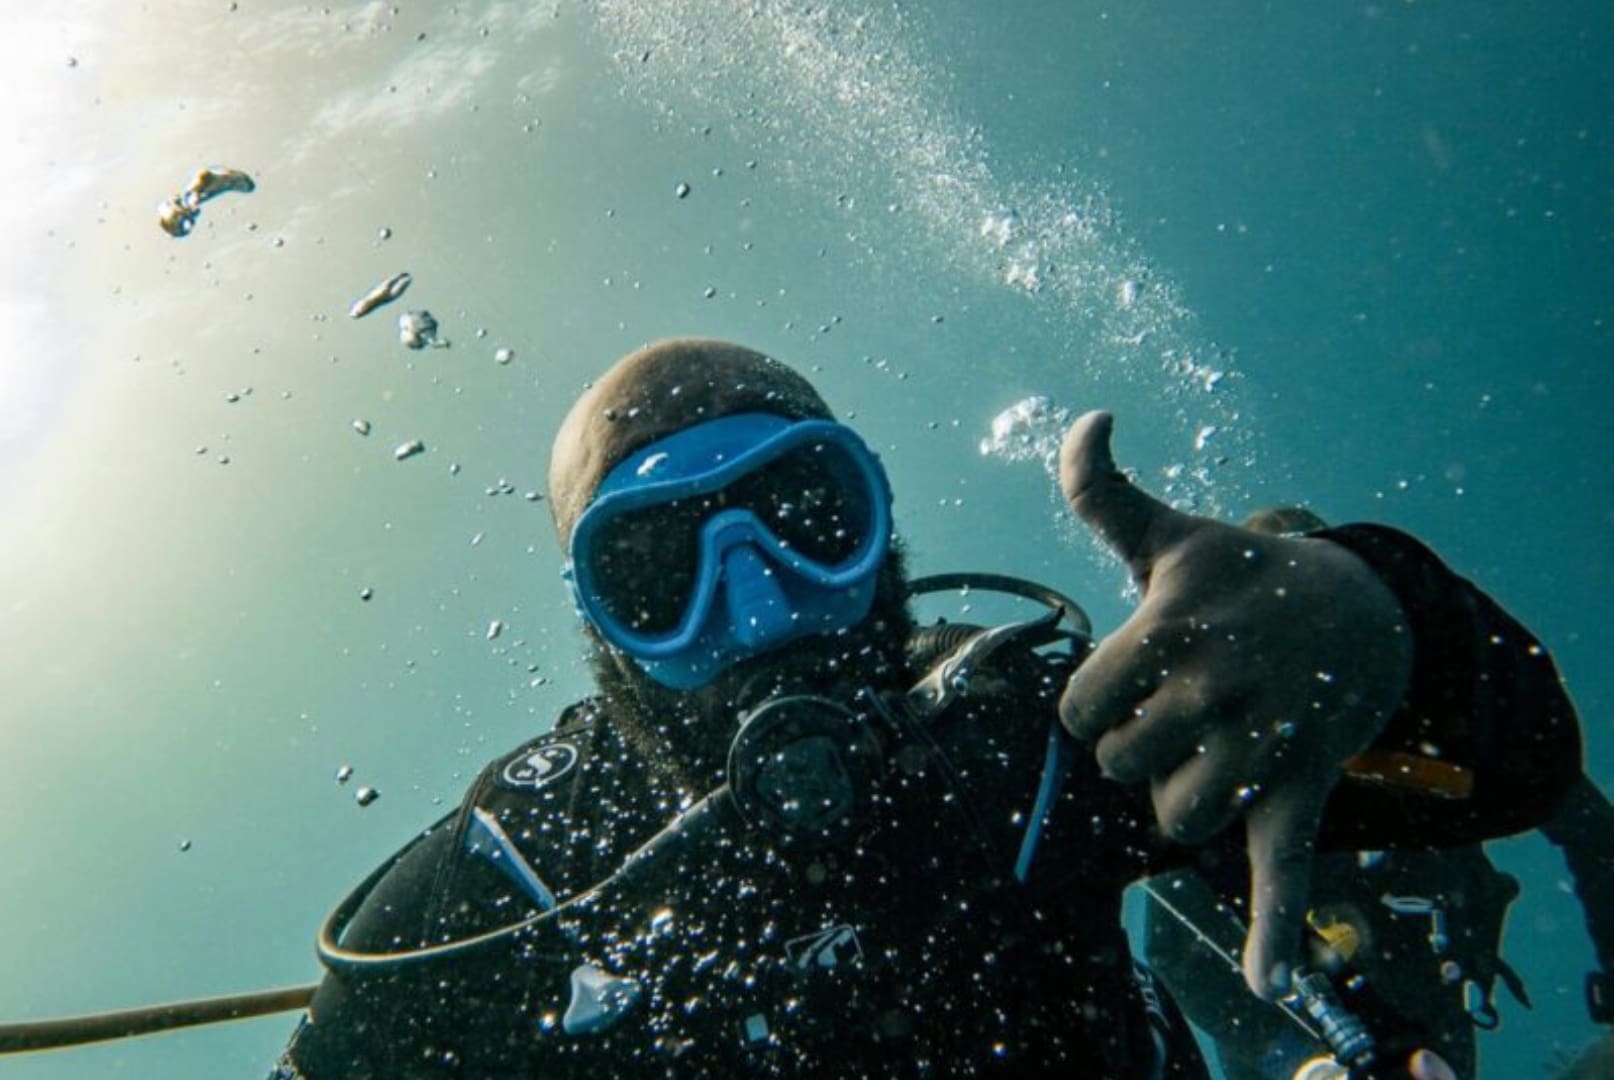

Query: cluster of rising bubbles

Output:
[978, 396, 1071, 472]
[592, 0, 1252, 519]
[977, 206, 1106, 298]
[978, 209, 1044, 293]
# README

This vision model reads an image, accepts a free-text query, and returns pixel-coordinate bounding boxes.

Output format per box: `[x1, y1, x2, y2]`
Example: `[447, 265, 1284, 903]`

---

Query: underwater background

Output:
[0, 1, 1609, 1076]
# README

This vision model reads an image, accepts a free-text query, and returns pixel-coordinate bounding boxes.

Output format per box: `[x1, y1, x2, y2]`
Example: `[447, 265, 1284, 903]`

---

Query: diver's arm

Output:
[1310, 524, 1583, 851]
[1052, 410, 1582, 1007]
[1056, 412, 1414, 997]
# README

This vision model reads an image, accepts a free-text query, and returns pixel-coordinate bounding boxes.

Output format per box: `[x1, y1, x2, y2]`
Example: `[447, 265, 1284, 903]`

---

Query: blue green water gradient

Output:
[0, 2, 1608, 1076]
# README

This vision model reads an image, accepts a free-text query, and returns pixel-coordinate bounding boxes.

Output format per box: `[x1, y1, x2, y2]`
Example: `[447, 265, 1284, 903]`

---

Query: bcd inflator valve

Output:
[1286, 967, 1376, 1077]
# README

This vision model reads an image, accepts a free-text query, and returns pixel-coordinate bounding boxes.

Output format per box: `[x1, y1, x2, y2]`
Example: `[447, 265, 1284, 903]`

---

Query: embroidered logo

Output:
[500, 742, 579, 791]
[785, 924, 863, 972]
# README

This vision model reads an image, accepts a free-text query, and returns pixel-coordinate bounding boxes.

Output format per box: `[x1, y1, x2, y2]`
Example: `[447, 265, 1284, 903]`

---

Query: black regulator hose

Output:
[907, 572, 1093, 638]
[0, 983, 317, 1056]
[317, 793, 739, 974]
[0, 799, 743, 1054]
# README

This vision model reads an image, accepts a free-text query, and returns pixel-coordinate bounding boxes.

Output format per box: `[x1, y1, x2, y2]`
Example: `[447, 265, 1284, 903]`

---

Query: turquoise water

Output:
[0, 2, 1608, 1076]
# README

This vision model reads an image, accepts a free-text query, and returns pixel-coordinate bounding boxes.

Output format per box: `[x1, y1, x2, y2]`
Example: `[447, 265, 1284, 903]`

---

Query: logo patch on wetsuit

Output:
[500, 742, 579, 791]
[785, 924, 863, 972]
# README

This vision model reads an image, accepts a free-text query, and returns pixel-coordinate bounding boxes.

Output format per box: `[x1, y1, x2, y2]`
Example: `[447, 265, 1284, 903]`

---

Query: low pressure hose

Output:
[0, 983, 316, 1056]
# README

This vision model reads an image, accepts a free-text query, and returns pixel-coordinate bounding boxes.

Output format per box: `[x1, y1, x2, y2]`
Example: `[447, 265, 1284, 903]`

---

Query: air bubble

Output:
[979, 396, 1070, 469]
[349, 272, 412, 319]
[398, 310, 448, 349]
[157, 166, 254, 238]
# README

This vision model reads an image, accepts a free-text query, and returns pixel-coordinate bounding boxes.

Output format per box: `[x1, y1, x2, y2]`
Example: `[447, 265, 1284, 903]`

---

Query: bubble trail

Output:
[592, 0, 1252, 514]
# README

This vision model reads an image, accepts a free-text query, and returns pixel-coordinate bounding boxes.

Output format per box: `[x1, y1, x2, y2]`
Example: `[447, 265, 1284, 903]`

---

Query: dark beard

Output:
[586, 543, 917, 796]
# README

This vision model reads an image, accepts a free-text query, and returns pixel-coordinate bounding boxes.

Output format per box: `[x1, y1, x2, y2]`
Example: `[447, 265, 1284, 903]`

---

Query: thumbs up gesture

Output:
[1058, 412, 1413, 999]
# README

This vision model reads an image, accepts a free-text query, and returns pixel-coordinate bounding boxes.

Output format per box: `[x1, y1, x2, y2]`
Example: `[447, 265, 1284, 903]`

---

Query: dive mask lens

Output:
[586, 492, 708, 636]
[724, 444, 872, 565]
[584, 434, 879, 636]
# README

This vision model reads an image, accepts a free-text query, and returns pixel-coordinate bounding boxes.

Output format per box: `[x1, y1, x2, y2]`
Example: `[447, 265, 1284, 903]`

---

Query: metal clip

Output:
[1427, 909, 1450, 954]
[1463, 979, 1500, 1030]
[1379, 893, 1435, 916]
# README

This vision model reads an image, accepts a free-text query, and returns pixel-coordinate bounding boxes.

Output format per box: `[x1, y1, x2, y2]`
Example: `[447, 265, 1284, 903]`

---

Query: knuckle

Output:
[1093, 733, 1141, 783]
[1059, 678, 1110, 741]
[1056, 681, 1090, 736]
[1153, 788, 1216, 845]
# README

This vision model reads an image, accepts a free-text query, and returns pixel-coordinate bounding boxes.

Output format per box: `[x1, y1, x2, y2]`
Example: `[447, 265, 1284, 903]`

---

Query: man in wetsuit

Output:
[272, 339, 1581, 1079]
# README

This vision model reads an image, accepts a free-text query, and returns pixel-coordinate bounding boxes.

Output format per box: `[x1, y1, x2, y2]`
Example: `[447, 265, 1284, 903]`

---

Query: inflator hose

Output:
[907, 572, 1092, 637]
[0, 983, 317, 1056]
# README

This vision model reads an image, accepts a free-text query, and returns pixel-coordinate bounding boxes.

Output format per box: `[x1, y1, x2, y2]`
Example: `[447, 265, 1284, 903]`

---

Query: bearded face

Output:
[586, 542, 915, 792]
[550, 340, 915, 791]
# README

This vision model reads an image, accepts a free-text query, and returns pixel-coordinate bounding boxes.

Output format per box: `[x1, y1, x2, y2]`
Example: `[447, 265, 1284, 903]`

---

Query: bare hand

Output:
[1057, 412, 1413, 998]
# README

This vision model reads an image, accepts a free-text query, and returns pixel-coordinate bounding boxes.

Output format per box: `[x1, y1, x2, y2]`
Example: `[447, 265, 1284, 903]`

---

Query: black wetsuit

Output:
[273, 526, 1581, 1079]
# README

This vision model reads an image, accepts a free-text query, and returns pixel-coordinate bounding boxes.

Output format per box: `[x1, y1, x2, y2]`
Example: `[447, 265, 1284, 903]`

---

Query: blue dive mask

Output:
[565, 412, 894, 689]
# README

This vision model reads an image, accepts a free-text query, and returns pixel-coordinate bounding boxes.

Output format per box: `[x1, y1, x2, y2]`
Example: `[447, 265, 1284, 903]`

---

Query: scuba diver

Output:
[267, 338, 1583, 1079]
[1143, 510, 1614, 1080]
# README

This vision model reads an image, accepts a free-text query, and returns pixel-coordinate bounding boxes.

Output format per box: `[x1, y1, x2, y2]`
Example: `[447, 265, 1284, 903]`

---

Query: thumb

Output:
[1059, 411, 1192, 580]
[1240, 783, 1328, 1000]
